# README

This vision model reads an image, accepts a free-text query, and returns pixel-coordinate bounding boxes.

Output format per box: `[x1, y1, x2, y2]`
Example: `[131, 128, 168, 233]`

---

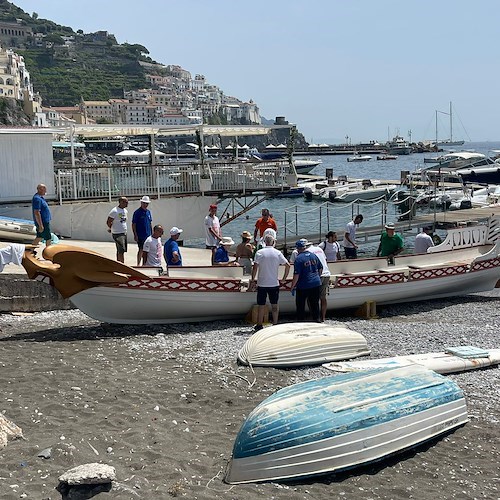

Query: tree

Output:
[32, 12, 38, 20]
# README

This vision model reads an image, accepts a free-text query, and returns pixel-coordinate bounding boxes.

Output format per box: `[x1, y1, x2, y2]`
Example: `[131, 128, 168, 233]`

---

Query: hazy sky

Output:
[11, 0, 500, 143]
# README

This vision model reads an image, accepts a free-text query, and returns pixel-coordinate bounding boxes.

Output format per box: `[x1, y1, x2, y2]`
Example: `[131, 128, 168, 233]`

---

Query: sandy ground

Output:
[0, 288, 499, 499]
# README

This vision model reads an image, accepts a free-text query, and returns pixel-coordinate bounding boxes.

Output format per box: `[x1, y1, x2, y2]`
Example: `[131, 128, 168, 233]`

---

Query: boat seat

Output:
[377, 266, 410, 273]
[409, 261, 470, 270]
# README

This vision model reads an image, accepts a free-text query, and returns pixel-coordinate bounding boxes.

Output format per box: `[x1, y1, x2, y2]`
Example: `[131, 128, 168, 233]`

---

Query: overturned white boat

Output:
[237, 323, 370, 367]
[324, 346, 500, 374]
[225, 365, 468, 484]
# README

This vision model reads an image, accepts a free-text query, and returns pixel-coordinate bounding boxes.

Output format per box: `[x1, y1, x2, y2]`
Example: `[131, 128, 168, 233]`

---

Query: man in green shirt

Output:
[376, 223, 404, 260]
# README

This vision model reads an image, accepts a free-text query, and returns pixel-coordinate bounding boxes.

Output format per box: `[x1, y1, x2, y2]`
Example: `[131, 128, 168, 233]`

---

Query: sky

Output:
[10, 0, 500, 144]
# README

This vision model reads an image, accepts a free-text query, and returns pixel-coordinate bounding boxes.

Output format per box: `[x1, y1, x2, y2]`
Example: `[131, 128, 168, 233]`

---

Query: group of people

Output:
[105, 195, 183, 268]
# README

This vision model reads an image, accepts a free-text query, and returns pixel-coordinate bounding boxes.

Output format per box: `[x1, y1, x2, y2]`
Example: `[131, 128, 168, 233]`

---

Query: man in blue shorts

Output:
[32, 183, 52, 246]
[251, 234, 290, 331]
[290, 239, 323, 322]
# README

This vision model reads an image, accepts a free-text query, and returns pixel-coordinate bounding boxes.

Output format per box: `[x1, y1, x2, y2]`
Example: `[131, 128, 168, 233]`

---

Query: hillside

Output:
[0, 0, 158, 105]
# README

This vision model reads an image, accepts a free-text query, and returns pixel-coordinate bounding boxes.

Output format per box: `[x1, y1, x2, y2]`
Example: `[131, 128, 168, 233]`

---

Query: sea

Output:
[190, 142, 500, 254]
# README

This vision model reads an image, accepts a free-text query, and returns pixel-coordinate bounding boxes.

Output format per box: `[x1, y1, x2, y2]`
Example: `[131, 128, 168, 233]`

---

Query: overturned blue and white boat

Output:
[225, 365, 468, 484]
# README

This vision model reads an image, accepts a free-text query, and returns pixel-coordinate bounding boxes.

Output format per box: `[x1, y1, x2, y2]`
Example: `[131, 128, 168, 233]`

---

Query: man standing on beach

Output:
[377, 223, 404, 261]
[251, 233, 290, 331]
[106, 196, 128, 263]
[343, 214, 363, 259]
[290, 239, 323, 322]
[253, 208, 277, 244]
[32, 183, 52, 246]
[132, 196, 153, 265]
[307, 242, 331, 322]
[164, 226, 183, 267]
[205, 204, 221, 264]
[142, 224, 164, 267]
[414, 226, 434, 254]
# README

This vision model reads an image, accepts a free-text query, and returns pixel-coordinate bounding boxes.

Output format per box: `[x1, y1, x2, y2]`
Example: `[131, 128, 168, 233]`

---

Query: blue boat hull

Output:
[226, 365, 468, 483]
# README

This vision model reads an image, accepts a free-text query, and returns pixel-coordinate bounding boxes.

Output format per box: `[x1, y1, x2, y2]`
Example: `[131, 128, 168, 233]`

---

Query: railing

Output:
[54, 160, 294, 203]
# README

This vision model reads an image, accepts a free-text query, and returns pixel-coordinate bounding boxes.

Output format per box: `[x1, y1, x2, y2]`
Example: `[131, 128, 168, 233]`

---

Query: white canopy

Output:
[140, 149, 166, 156]
[308, 144, 319, 148]
[265, 144, 277, 149]
[115, 150, 143, 156]
[70, 124, 288, 139]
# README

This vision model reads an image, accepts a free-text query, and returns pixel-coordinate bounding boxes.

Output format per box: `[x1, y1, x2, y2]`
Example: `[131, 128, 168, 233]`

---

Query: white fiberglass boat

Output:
[21, 217, 500, 325]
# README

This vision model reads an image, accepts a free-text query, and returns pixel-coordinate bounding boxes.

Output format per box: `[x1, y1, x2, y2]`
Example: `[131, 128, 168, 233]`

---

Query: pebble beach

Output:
[0, 289, 499, 499]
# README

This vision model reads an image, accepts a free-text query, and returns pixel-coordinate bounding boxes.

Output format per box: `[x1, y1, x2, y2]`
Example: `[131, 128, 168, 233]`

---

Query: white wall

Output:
[0, 132, 55, 202]
[0, 195, 216, 242]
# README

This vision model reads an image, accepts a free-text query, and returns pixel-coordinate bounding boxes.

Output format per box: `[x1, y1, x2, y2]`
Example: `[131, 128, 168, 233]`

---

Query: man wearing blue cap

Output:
[290, 239, 323, 322]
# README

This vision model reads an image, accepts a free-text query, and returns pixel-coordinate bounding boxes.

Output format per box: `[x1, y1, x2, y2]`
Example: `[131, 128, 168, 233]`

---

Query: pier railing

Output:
[54, 160, 295, 203]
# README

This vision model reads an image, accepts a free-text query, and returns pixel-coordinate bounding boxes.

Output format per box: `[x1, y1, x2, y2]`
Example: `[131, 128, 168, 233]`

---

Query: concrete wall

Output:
[0, 274, 72, 313]
[0, 195, 216, 241]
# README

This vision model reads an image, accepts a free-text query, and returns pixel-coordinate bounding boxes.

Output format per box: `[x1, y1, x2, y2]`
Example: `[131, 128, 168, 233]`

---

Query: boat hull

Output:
[237, 323, 370, 367]
[225, 366, 468, 483]
[324, 348, 500, 374]
[68, 261, 500, 324]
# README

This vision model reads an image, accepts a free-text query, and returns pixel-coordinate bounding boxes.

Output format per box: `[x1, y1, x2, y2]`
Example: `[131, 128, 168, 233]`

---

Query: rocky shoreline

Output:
[0, 289, 499, 498]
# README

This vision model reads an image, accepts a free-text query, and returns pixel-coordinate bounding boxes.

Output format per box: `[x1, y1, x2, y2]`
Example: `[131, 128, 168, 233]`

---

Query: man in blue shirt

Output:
[32, 183, 52, 246]
[132, 195, 153, 265]
[290, 239, 323, 322]
[164, 226, 183, 266]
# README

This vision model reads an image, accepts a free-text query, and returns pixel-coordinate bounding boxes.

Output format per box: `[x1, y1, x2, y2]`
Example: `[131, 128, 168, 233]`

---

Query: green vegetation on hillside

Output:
[0, 1, 160, 105]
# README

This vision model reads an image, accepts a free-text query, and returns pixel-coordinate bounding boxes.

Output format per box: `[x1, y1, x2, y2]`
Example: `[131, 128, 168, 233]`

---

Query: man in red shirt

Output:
[253, 208, 277, 243]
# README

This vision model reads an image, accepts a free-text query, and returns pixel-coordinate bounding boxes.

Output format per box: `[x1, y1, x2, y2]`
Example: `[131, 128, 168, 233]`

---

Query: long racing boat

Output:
[22, 217, 500, 325]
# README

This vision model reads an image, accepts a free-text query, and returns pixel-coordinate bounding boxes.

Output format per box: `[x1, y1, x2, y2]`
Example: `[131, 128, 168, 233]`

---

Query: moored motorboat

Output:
[21, 217, 500, 324]
[225, 365, 468, 484]
[346, 153, 372, 162]
[0, 216, 36, 243]
[237, 323, 370, 367]
[377, 154, 398, 161]
[293, 158, 322, 174]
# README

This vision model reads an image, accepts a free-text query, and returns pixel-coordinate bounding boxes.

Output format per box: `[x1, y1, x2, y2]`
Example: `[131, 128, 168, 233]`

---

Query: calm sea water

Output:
[190, 142, 500, 253]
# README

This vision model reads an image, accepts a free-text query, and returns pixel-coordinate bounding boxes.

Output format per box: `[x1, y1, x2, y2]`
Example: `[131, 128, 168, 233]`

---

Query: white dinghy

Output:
[324, 346, 500, 374]
[237, 323, 370, 367]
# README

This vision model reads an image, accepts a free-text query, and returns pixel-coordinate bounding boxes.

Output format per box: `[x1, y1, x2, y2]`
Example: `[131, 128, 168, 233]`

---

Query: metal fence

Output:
[54, 160, 294, 203]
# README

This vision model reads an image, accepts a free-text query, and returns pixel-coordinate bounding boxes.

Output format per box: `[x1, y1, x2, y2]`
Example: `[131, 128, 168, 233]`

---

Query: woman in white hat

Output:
[213, 237, 240, 266]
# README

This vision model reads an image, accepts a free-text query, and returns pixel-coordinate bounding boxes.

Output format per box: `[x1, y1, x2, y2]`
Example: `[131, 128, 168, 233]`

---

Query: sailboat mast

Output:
[435, 110, 438, 151]
[449, 101, 453, 143]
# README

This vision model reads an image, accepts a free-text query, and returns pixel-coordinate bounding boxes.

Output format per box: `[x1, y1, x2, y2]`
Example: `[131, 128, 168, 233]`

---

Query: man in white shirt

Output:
[204, 204, 221, 264]
[343, 214, 363, 259]
[308, 243, 331, 322]
[414, 226, 434, 254]
[251, 234, 290, 331]
[106, 196, 129, 263]
[142, 225, 164, 267]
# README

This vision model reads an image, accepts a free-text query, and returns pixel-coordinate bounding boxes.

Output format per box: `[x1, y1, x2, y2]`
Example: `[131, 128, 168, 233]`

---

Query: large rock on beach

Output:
[58, 463, 116, 485]
[0, 413, 23, 448]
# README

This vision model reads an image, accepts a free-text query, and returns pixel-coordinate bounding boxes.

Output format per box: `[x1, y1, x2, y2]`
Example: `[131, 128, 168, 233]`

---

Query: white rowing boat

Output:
[21, 217, 500, 324]
[324, 346, 500, 374]
[237, 323, 370, 367]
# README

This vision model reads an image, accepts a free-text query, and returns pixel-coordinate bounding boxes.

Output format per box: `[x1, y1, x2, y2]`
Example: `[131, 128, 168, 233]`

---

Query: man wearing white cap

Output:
[143, 225, 164, 267]
[132, 195, 153, 265]
[164, 226, 183, 266]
